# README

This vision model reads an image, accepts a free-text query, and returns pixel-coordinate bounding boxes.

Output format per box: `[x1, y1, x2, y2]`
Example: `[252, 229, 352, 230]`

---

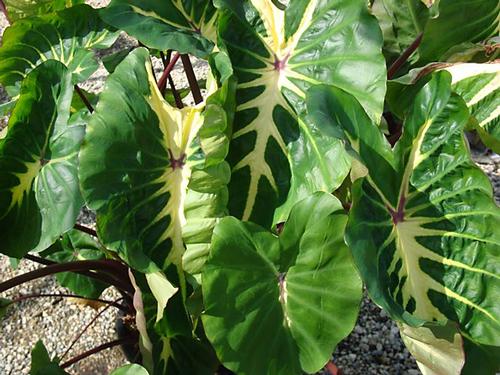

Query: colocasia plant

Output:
[0, 0, 498, 374]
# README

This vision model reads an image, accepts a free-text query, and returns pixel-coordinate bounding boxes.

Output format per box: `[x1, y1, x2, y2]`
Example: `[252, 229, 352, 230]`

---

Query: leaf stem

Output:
[387, 33, 423, 79]
[60, 337, 135, 369]
[60, 297, 125, 361]
[158, 52, 181, 95]
[181, 54, 203, 104]
[11, 293, 128, 312]
[160, 51, 184, 108]
[74, 223, 97, 237]
[74, 85, 94, 113]
[325, 360, 343, 375]
[0, 0, 10, 25]
[0, 260, 133, 296]
[22, 254, 133, 298]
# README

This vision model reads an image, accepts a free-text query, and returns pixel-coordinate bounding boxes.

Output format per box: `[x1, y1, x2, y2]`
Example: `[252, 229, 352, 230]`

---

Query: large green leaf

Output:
[40, 229, 108, 299]
[417, 0, 499, 65]
[307, 72, 500, 347]
[3, 0, 85, 22]
[216, 0, 385, 227]
[0, 61, 84, 258]
[0, 4, 118, 94]
[100, 0, 218, 58]
[202, 192, 362, 375]
[79, 47, 229, 275]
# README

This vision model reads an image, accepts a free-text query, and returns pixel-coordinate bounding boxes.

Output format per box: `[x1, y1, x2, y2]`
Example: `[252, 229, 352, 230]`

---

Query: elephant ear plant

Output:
[0, 0, 498, 374]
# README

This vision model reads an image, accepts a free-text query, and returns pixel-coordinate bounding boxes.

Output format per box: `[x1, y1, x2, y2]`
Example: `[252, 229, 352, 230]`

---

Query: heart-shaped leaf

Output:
[79, 48, 230, 275]
[0, 60, 84, 258]
[100, 0, 218, 58]
[307, 72, 500, 347]
[0, 4, 118, 94]
[216, 0, 385, 227]
[202, 192, 362, 375]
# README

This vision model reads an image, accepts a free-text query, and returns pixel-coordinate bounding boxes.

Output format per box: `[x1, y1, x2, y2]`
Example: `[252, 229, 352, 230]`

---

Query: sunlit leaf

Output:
[308, 72, 500, 347]
[216, 0, 385, 227]
[202, 192, 362, 375]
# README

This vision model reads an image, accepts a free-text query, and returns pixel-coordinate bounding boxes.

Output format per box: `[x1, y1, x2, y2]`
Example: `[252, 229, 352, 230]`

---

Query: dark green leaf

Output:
[0, 4, 118, 93]
[0, 297, 12, 319]
[308, 72, 500, 347]
[417, 0, 499, 65]
[0, 61, 84, 258]
[100, 0, 218, 58]
[216, 0, 385, 227]
[202, 192, 362, 375]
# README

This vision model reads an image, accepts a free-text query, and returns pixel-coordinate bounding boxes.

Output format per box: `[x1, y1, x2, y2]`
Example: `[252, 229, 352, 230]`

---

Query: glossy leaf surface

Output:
[0, 61, 84, 257]
[0, 4, 118, 93]
[417, 0, 499, 65]
[100, 0, 218, 58]
[80, 48, 229, 274]
[202, 193, 362, 375]
[371, 0, 429, 65]
[216, 0, 385, 227]
[308, 73, 500, 347]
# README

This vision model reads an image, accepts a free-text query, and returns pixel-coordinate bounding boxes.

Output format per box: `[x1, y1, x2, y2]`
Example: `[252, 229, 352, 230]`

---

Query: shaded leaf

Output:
[30, 341, 68, 375]
[41, 229, 108, 299]
[0, 61, 84, 258]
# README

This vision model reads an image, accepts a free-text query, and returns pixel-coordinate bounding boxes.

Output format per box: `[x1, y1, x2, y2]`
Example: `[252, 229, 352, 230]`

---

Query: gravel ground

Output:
[1, 2, 499, 375]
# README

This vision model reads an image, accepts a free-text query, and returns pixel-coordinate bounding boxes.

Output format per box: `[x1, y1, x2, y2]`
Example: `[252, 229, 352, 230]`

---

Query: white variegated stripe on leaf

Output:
[307, 72, 500, 349]
[0, 4, 118, 93]
[218, 0, 386, 227]
[80, 48, 229, 280]
[0, 60, 84, 259]
[388, 61, 500, 152]
[444, 62, 500, 153]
